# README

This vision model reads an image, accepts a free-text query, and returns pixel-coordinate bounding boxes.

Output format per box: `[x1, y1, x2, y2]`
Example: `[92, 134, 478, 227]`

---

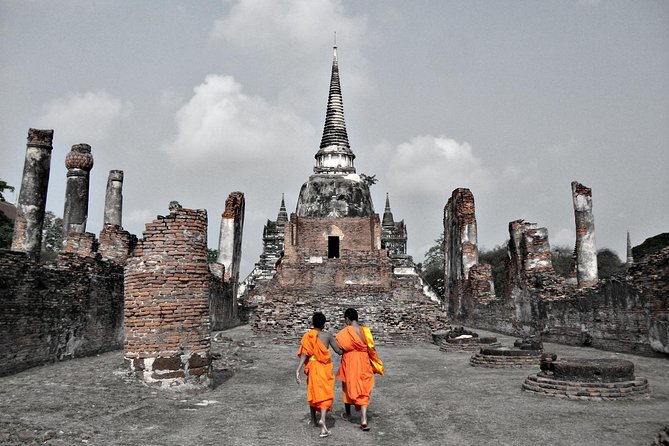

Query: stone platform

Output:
[522, 358, 650, 400]
[470, 347, 542, 368]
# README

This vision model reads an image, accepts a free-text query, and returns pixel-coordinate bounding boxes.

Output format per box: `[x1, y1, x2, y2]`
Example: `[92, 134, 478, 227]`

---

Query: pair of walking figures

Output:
[295, 308, 384, 438]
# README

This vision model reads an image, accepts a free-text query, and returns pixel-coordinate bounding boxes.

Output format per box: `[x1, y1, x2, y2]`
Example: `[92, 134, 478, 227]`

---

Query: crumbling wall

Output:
[0, 250, 124, 376]
[124, 205, 212, 388]
[462, 243, 669, 356]
[246, 249, 448, 344]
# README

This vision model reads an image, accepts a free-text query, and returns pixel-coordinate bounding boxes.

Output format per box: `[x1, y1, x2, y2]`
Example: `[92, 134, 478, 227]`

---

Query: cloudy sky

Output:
[1, 1, 667, 276]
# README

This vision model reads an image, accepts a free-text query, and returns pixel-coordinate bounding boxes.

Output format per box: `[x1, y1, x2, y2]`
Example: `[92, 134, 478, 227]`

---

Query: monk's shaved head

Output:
[344, 308, 358, 322]
[312, 312, 326, 329]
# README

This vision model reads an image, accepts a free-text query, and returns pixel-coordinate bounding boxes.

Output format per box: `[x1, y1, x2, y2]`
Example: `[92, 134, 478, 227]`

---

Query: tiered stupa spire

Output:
[277, 194, 288, 223]
[314, 44, 356, 174]
[382, 193, 395, 228]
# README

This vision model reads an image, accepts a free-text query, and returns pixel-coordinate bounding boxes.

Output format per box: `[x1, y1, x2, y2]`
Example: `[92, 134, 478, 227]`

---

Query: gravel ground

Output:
[1, 325, 667, 446]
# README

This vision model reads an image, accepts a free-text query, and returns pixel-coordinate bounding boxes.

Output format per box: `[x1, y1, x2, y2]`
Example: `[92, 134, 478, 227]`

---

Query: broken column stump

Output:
[522, 358, 650, 400]
[124, 204, 212, 389]
[433, 327, 500, 352]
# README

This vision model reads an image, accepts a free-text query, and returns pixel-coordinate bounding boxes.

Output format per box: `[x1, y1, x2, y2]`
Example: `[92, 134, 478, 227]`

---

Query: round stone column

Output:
[11, 128, 54, 260]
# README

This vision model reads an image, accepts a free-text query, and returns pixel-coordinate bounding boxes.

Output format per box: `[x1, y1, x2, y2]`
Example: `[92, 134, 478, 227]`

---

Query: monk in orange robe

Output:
[296, 312, 342, 438]
[336, 308, 380, 431]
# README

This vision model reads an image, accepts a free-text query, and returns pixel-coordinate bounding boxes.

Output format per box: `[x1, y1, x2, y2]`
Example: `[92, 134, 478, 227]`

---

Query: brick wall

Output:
[286, 215, 379, 256]
[0, 250, 124, 376]
[98, 224, 136, 263]
[461, 247, 669, 356]
[124, 207, 212, 388]
[246, 249, 448, 344]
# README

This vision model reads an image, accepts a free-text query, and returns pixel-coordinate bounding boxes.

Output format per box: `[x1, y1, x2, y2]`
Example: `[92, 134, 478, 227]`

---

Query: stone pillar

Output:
[626, 231, 633, 267]
[11, 128, 54, 259]
[104, 170, 123, 226]
[571, 181, 598, 287]
[124, 204, 212, 389]
[62, 144, 94, 235]
[216, 192, 245, 284]
[443, 188, 479, 317]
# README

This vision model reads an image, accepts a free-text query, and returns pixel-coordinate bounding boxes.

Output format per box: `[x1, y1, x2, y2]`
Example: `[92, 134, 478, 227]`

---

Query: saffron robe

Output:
[297, 329, 335, 411]
[336, 325, 375, 408]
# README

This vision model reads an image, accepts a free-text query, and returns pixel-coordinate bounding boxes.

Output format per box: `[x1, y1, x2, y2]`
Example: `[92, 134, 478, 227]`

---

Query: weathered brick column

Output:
[521, 227, 554, 273]
[62, 144, 94, 235]
[215, 192, 245, 282]
[571, 181, 598, 287]
[210, 192, 244, 330]
[124, 204, 212, 389]
[103, 170, 123, 226]
[11, 128, 54, 260]
[444, 188, 479, 317]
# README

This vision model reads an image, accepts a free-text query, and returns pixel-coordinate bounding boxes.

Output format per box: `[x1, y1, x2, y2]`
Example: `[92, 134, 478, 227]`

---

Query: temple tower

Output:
[380, 193, 408, 261]
[295, 45, 374, 218]
[62, 144, 94, 235]
[243, 45, 447, 343]
[11, 128, 54, 260]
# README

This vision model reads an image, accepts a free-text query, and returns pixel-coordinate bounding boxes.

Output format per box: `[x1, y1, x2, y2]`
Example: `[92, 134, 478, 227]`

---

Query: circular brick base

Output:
[440, 340, 502, 353]
[470, 352, 541, 368]
[522, 373, 650, 400]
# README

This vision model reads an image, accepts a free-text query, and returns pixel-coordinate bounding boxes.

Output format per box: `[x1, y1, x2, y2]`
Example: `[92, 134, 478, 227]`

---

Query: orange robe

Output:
[336, 325, 374, 408]
[297, 329, 335, 411]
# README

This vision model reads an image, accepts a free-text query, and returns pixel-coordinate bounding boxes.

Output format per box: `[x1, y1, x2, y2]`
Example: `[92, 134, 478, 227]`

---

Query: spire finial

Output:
[334, 31, 337, 47]
[277, 194, 288, 223]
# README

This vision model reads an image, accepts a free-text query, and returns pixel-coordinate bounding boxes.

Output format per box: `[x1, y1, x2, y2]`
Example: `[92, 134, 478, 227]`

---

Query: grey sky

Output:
[1, 0, 667, 277]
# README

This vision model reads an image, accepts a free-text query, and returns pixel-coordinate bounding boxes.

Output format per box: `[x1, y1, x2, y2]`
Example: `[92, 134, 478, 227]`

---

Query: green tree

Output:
[360, 174, 378, 187]
[479, 243, 508, 297]
[0, 179, 15, 200]
[206, 248, 219, 264]
[0, 211, 12, 249]
[597, 248, 624, 279]
[420, 235, 445, 297]
[41, 211, 64, 260]
[0, 178, 15, 248]
[551, 245, 575, 278]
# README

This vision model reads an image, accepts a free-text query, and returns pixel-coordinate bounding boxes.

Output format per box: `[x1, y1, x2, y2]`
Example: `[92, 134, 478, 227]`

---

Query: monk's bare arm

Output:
[329, 334, 343, 355]
[295, 354, 307, 384]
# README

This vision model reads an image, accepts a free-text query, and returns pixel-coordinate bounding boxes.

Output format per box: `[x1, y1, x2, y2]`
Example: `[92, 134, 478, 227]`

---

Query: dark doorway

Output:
[328, 236, 340, 259]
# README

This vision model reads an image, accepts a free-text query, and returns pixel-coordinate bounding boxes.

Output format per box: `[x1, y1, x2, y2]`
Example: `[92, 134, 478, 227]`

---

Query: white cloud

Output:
[384, 135, 491, 196]
[211, 0, 368, 56]
[210, 0, 372, 110]
[551, 227, 575, 248]
[161, 74, 316, 170]
[38, 90, 132, 145]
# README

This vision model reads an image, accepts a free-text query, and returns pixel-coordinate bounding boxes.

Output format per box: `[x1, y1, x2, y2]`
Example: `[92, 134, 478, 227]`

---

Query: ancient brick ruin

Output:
[1, 47, 667, 395]
[443, 188, 495, 318]
[242, 45, 447, 343]
[210, 192, 245, 330]
[0, 129, 136, 376]
[124, 205, 213, 388]
[523, 358, 650, 400]
[444, 185, 669, 356]
[572, 181, 598, 287]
